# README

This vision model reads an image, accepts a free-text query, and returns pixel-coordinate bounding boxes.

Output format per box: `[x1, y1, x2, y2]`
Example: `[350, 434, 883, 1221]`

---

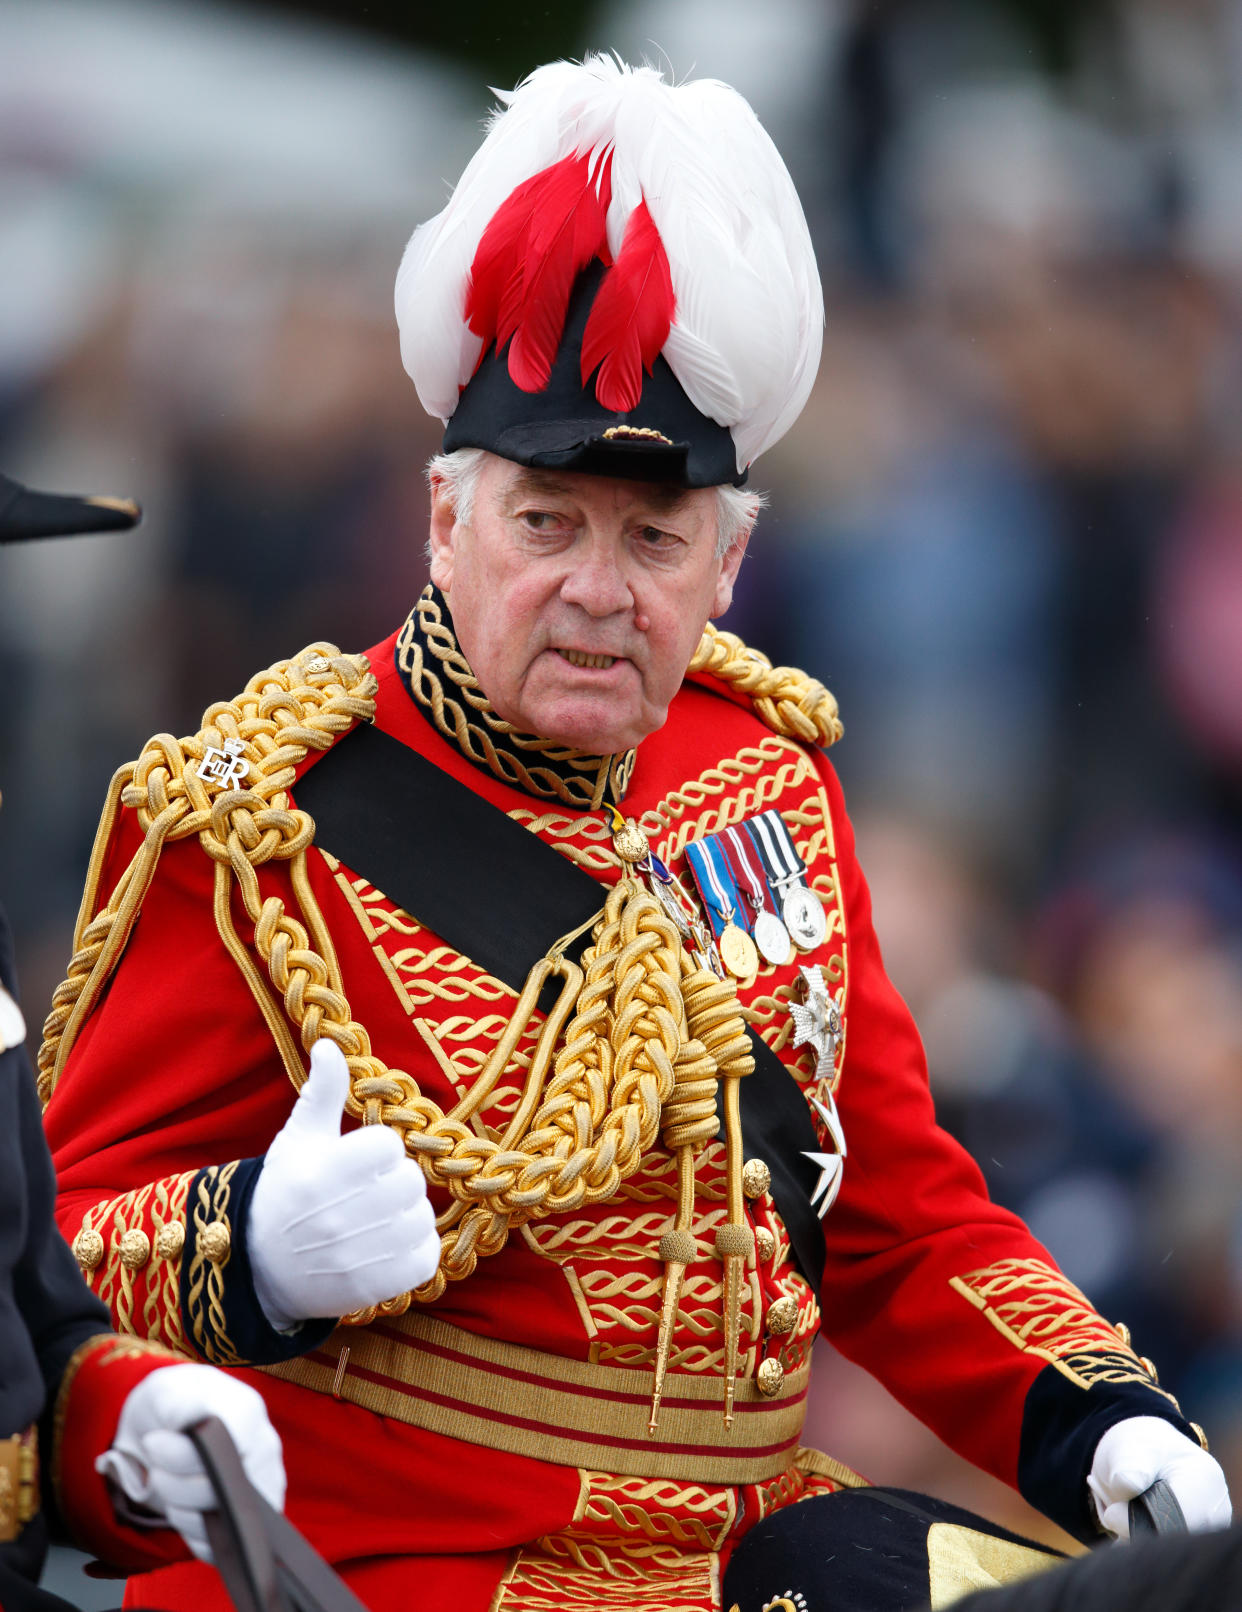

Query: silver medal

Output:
[782, 883, 826, 950]
[752, 908, 793, 967]
[652, 879, 695, 943]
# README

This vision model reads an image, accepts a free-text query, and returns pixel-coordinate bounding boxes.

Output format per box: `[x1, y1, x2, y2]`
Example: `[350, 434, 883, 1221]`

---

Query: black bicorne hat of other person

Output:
[0, 473, 140, 544]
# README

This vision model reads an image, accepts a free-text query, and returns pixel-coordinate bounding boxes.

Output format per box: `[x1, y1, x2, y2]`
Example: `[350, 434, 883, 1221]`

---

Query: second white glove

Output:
[1088, 1415, 1232, 1540]
[248, 1038, 440, 1332]
[97, 1363, 284, 1562]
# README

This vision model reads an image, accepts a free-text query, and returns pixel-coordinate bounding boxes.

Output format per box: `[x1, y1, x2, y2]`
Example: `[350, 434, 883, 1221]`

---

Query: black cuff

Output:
[1018, 1364, 1198, 1542]
[180, 1158, 334, 1367]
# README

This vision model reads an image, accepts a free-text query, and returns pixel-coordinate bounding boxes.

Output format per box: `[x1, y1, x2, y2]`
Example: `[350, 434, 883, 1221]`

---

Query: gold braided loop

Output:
[688, 625, 843, 748]
[659, 1036, 719, 1154]
[680, 959, 756, 1085]
[37, 647, 376, 1103]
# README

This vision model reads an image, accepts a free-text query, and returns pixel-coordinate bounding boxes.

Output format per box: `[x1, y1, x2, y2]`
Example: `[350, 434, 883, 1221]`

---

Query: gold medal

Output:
[719, 921, 759, 980]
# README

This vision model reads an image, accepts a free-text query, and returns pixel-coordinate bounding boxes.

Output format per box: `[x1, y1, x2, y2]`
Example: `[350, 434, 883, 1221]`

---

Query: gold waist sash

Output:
[262, 1311, 810, 1484]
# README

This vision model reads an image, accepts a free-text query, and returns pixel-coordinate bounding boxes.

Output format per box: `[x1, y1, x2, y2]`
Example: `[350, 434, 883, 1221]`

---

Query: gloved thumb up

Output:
[248, 1040, 440, 1332]
[276, 1030, 353, 1139]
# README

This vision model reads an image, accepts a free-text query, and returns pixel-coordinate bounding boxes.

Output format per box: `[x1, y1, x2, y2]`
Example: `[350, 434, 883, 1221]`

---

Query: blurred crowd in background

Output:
[2, 0, 1241, 1553]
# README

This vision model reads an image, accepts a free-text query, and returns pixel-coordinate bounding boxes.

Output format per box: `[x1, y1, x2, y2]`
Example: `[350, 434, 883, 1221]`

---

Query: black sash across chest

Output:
[294, 722, 828, 1299]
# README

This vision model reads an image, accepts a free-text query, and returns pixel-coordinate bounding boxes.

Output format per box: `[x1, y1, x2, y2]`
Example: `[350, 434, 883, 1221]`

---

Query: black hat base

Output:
[444, 263, 745, 489]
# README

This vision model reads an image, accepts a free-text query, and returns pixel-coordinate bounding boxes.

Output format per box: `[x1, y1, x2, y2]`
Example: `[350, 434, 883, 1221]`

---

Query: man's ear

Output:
[427, 473, 458, 594]
[710, 527, 751, 620]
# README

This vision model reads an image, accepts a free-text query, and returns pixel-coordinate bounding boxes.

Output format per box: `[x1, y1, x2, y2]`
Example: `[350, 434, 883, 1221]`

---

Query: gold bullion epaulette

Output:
[688, 624, 842, 749]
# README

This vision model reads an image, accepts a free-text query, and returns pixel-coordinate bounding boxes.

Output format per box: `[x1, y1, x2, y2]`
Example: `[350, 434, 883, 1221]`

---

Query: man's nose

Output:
[559, 542, 633, 617]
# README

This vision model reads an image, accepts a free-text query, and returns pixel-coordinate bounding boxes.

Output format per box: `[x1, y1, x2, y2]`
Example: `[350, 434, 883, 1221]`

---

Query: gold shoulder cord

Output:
[688, 625, 843, 749]
[39, 631, 837, 1429]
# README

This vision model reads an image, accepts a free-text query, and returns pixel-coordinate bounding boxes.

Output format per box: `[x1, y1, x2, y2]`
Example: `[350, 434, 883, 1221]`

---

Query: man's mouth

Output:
[557, 649, 617, 669]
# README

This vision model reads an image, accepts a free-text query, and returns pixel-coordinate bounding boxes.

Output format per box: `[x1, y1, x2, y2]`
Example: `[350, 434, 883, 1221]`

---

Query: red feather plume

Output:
[465, 150, 613, 393]
[579, 201, 675, 413]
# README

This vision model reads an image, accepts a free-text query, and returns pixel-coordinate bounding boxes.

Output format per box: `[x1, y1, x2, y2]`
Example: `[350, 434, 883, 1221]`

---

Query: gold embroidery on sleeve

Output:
[951, 1258, 1181, 1406]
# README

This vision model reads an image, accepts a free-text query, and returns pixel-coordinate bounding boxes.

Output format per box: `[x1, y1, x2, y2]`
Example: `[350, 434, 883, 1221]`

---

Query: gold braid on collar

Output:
[396, 587, 634, 810]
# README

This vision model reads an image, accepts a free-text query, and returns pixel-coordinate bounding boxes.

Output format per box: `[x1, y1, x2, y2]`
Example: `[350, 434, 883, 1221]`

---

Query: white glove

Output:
[1088, 1415, 1232, 1540]
[248, 1038, 440, 1331]
[96, 1364, 284, 1562]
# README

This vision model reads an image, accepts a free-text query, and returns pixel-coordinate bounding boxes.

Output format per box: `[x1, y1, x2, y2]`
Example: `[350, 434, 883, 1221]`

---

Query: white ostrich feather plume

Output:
[394, 54, 823, 473]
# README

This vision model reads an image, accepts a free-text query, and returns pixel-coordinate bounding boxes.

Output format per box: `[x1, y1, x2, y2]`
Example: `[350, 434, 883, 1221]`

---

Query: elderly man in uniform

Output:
[37, 58, 1228, 1612]
[0, 476, 288, 1612]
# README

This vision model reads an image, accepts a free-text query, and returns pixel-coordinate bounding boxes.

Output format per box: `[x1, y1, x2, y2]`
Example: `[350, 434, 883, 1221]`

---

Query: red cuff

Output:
[52, 1335, 193, 1570]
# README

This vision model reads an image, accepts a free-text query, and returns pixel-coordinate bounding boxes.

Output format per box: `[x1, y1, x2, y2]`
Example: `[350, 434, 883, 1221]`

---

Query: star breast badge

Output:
[788, 965, 842, 1081]
[803, 1092, 847, 1219]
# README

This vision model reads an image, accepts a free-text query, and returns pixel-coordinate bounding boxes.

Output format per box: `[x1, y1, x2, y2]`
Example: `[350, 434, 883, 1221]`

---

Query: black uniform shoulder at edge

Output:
[0, 903, 111, 1491]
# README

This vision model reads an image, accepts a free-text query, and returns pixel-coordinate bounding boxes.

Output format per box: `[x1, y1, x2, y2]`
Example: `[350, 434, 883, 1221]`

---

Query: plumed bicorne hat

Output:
[395, 55, 823, 488]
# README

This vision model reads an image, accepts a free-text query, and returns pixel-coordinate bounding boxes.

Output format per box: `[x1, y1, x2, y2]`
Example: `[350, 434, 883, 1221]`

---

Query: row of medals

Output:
[617, 814, 827, 985]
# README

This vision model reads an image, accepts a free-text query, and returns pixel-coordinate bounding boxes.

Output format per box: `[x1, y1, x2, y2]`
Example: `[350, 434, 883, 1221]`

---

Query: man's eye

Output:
[522, 511, 565, 531]
[637, 526, 678, 547]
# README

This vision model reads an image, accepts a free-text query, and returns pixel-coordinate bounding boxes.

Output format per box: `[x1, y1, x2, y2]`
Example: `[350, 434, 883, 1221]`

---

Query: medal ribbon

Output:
[685, 837, 740, 941]
[746, 810, 803, 899]
[722, 826, 774, 923]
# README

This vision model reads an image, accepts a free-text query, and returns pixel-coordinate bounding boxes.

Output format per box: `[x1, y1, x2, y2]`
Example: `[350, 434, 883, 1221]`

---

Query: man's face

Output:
[427, 454, 749, 753]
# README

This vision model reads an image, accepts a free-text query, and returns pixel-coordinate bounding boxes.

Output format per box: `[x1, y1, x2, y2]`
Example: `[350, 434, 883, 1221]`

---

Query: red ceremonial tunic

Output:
[43, 607, 1191, 1612]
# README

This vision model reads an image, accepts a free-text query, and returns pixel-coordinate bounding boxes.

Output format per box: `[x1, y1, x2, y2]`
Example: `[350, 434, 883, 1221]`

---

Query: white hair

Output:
[426, 447, 761, 559]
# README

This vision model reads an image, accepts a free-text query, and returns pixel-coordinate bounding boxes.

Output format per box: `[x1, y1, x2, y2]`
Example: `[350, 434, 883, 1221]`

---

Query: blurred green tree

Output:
[988, 0, 1111, 75]
[256, 0, 603, 88]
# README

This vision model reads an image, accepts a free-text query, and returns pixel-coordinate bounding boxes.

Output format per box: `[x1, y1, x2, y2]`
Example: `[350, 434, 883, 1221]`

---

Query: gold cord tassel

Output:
[651, 1213, 695, 1430]
[716, 1075, 754, 1427]
[603, 810, 727, 1434]
[679, 956, 756, 1424]
[649, 1034, 719, 1432]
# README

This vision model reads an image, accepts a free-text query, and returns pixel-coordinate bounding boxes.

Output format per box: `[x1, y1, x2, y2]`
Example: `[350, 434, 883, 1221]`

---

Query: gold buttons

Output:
[155, 1222, 186, 1260]
[119, 1229, 151, 1269]
[754, 1227, 776, 1263]
[200, 1220, 231, 1262]
[756, 1357, 785, 1397]
[73, 1227, 104, 1271]
[741, 1158, 771, 1199]
[766, 1295, 798, 1335]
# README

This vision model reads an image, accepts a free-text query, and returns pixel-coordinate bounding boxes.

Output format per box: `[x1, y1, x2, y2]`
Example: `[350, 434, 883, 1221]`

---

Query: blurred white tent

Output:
[0, 0, 478, 206]
[0, 0, 481, 385]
